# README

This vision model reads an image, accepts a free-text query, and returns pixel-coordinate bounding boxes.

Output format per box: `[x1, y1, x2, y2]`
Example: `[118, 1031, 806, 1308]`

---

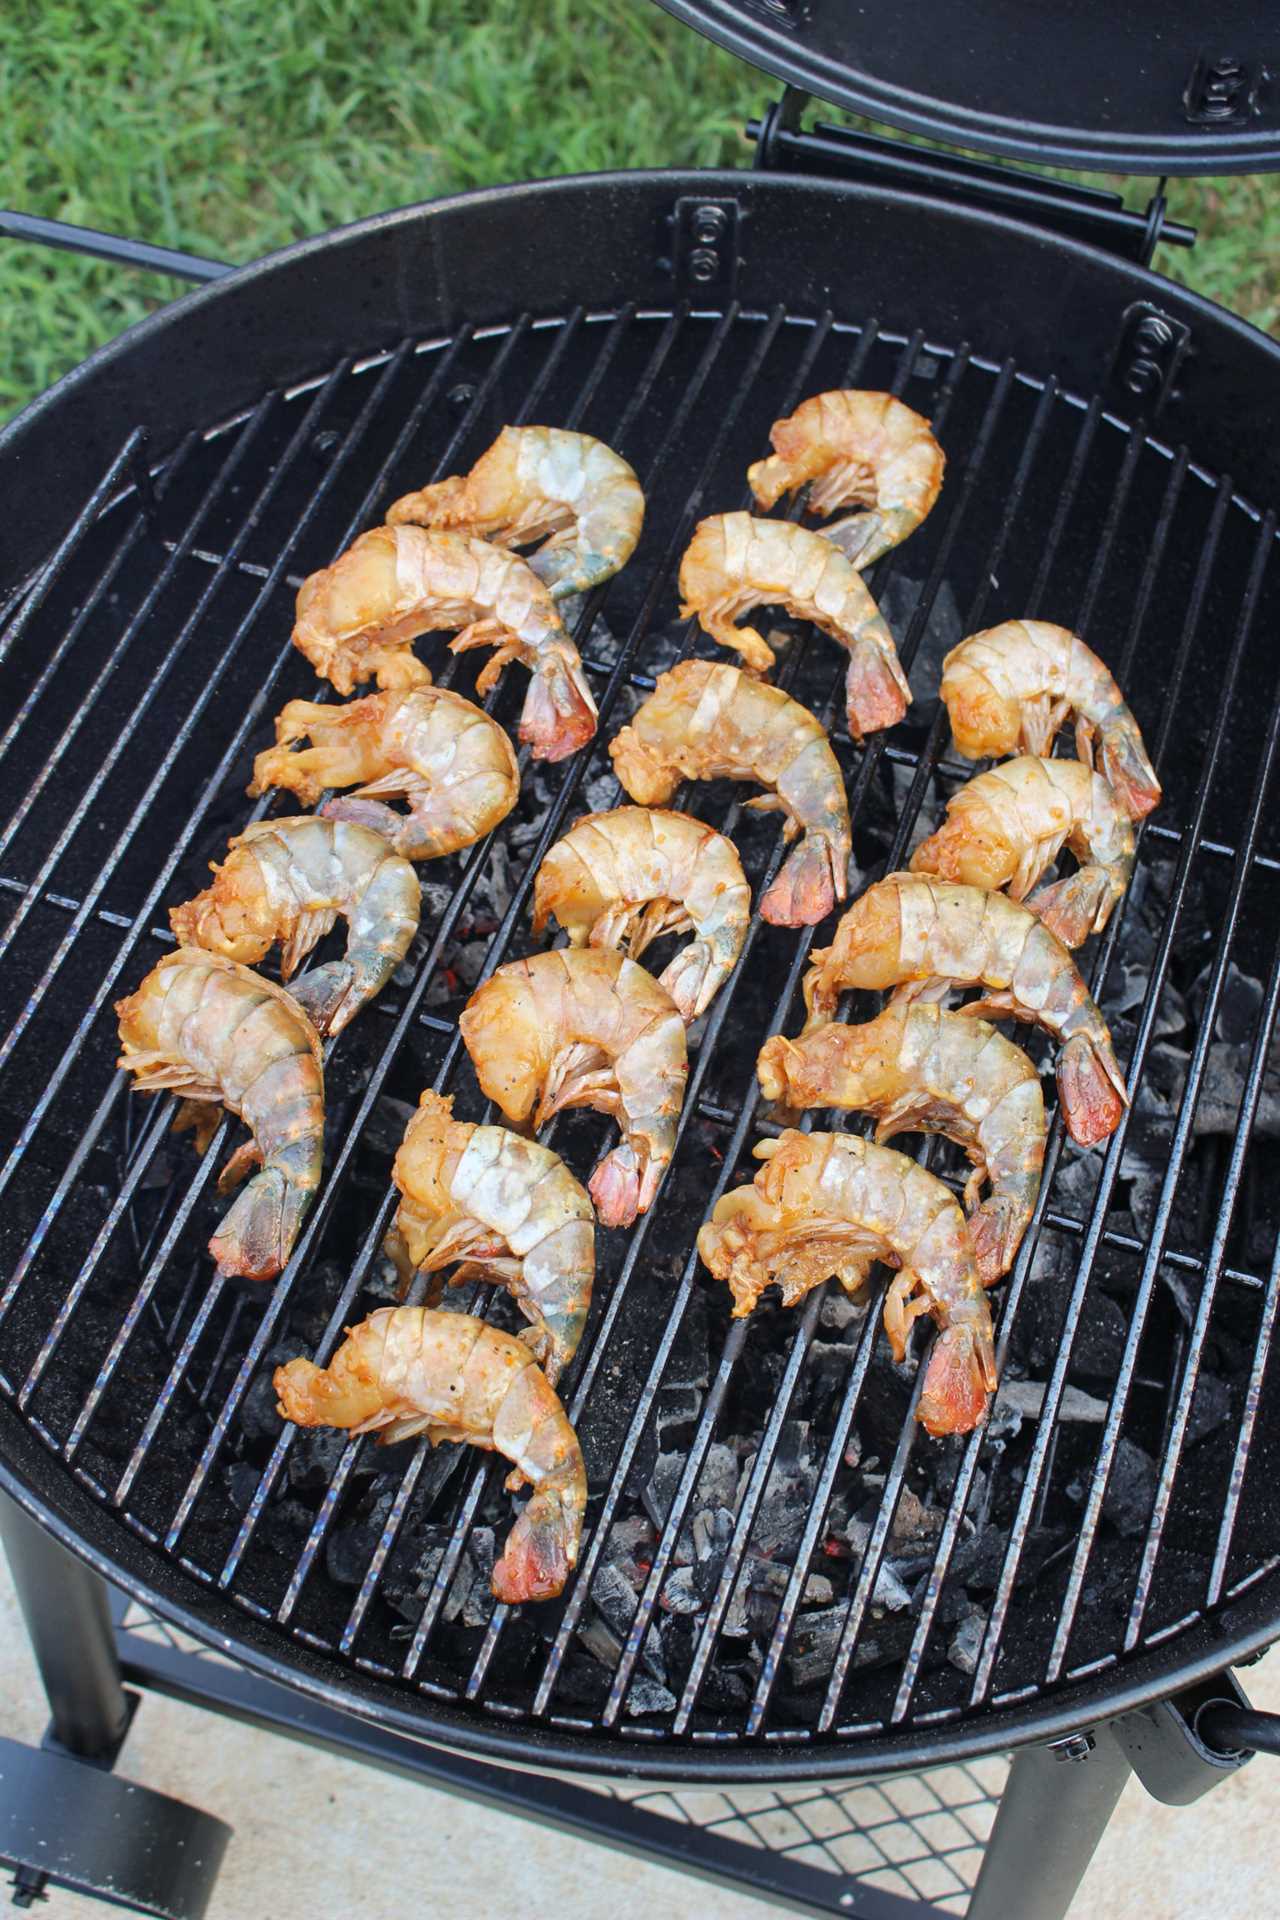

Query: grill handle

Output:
[0, 210, 231, 283]
[1196, 1700, 1280, 1758]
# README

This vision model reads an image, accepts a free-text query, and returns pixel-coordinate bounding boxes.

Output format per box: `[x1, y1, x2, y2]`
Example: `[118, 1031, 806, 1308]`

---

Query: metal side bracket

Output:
[1113, 1668, 1254, 1804]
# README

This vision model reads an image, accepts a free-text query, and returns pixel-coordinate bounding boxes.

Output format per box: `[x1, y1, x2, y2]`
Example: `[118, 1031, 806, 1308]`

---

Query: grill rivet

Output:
[1134, 317, 1175, 354]
[689, 247, 720, 283]
[693, 205, 727, 245]
[448, 384, 477, 410]
[1125, 357, 1162, 397]
[311, 429, 341, 457]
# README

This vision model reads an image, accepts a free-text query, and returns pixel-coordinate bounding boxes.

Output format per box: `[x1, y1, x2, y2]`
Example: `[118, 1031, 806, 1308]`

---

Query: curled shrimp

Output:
[249, 689, 519, 861]
[678, 513, 911, 739]
[459, 947, 687, 1229]
[387, 426, 644, 602]
[275, 1307, 586, 1603]
[169, 817, 419, 1037]
[940, 620, 1161, 820]
[609, 660, 851, 928]
[747, 390, 945, 571]
[531, 806, 750, 1023]
[384, 1090, 594, 1386]
[291, 525, 596, 761]
[698, 1131, 996, 1437]
[758, 1003, 1045, 1286]
[116, 950, 324, 1281]
[802, 873, 1128, 1149]
[911, 755, 1135, 949]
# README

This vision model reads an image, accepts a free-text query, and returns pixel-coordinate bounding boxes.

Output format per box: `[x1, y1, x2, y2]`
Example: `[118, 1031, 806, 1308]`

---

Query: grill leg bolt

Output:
[8, 1867, 48, 1909]
[1051, 1733, 1097, 1761]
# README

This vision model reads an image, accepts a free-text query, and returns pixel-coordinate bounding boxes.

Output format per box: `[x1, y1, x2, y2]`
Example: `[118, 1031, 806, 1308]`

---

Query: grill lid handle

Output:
[0, 210, 232, 283]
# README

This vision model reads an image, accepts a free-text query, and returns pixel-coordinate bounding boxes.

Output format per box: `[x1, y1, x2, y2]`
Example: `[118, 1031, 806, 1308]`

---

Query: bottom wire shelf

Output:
[112, 1596, 1007, 1919]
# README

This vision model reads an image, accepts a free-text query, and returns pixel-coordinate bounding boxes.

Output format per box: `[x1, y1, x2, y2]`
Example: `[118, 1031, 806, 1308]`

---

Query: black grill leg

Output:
[966, 1729, 1131, 1920]
[0, 1494, 130, 1759]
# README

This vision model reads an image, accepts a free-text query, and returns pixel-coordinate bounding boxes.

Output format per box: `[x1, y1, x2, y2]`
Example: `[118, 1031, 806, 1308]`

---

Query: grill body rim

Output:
[4, 166, 1280, 1782]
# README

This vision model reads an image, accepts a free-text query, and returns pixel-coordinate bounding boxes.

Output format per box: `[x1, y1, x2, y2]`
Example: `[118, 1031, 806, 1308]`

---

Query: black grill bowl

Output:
[3, 170, 1280, 1782]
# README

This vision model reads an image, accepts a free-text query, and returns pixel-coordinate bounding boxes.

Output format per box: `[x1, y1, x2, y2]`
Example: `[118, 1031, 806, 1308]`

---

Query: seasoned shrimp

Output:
[249, 689, 519, 861]
[698, 1131, 995, 1437]
[802, 874, 1128, 1149]
[116, 951, 323, 1281]
[291, 525, 596, 761]
[747, 391, 944, 571]
[678, 513, 911, 738]
[387, 426, 644, 602]
[459, 948, 687, 1229]
[758, 1004, 1044, 1285]
[910, 756, 1135, 948]
[609, 660, 851, 928]
[940, 620, 1161, 820]
[170, 817, 419, 1037]
[275, 1307, 586, 1603]
[384, 1090, 594, 1386]
[532, 807, 750, 1023]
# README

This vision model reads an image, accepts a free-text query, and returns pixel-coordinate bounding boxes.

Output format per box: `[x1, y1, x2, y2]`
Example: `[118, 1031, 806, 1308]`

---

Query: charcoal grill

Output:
[5, 3, 1280, 1915]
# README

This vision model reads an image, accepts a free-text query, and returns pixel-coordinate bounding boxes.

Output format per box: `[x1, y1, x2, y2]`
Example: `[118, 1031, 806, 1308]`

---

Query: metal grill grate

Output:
[3, 299, 1280, 1765]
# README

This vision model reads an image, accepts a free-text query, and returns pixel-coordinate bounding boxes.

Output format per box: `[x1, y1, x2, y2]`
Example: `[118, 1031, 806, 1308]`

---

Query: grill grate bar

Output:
[1211, 1116, 1280, 1602]
[0, 427, 147, 668]
[975, 471, 1242, 1703]
[1123, 518, 1280, 1651]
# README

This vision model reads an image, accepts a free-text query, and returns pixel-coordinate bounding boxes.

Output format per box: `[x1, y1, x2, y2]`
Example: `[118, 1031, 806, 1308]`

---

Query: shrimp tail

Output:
[844, 636, 911, 741]
[288, 960, 360, 1037]
[917, 1323, 996, 1437]
[1057, 1031, 1128, 1148]
[210, 1166, 309, 1282]
[491, 1484, 577, 1604]
[760, 834, 842, 928]
[588, 1141, 654, 1229]
[1099, 723, 1162, 821]
[519, 644, 598, 762]
[969, 1194, 1029, 1288]
[657, 938, 717, 1024]
[319, 794, 406, 852]
[1026, 866, 1113, 949]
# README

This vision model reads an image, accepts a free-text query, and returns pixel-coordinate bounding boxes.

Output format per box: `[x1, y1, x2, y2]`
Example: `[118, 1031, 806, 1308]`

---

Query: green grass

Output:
[2, 0, 1277, 419]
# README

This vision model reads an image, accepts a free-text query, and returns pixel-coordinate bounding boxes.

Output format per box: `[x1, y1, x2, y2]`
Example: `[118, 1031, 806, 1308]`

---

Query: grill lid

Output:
[653, 0, 1280, 174]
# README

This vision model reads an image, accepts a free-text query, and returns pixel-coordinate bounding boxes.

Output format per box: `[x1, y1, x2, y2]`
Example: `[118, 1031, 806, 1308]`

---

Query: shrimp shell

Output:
[939, 620, 1161, 820]
[248, 688, 519, 861]
[459, 947, 688, 1229]
[608, 659, 851, 929]
[698, 1130, 995, 1437]
[116, 950, 324, 1281]
[678, 513, 911, 739]
[386, 1090, 594, 1385]
[802, 873, 1128, 1149]
[531, 806, 750, 1023]
[910, 755, 1135, 948]
[387, 426, 644, 602]
[274, 1307, 586, 1603]
[291, 525, 596, 761]
[169, 816, 420, 1036]
[747, 391, 944, 571]
[758, 1003, 1045, 1285]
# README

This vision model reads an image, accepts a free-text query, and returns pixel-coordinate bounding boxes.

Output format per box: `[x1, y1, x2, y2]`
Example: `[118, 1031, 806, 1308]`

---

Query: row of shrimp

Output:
[112, 425, 655, 1602]
[700, 611, 1160, 1438]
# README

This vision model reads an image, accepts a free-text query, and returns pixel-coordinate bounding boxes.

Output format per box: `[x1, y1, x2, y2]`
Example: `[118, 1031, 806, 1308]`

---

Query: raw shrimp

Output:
[939, 620, 1161, 820]
[747, 391, 945, 571]
[115, 950, 324, 1281]
[387, 426, 644, 601]
[248, 688, 519, 861]
[291, 525, 596, 761]
[910, 755, 1135, 948]
[531, 806, 750, 1023]
[275, 1307, 586, 1603]
[608, 660, 851, 928]
[678, 513, 911, 738]
[384, 1090, 594, 1386]
[169, 817, 419, 1037]
[458, 948, 687, 1229]
[698, 1131, 995, 1437]
[758, 1004, 1045, 1285]
[801, 873, 1128, 1149]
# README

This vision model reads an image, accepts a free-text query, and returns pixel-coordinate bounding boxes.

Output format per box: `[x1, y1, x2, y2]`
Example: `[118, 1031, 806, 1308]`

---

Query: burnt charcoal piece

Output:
[993, 1381, 1108, 1427]
[653, 1383, 703, 1450]
[240, 1370, 286, 1445]
[225, 1462, 262, 1515]
[748, 1422, 818, 1558]
[1186, 1373, 1233, 1445]
[660, 1566, 703, 1614]
[625, 1676, 677, 1717]
[785, 1606, 917, 1689]
[948, 1606, 987, 1675]
[287, 1426, 350, 1490]
[1068, 1436, 1157, 1539]
[461, 1529, 497, 1627]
